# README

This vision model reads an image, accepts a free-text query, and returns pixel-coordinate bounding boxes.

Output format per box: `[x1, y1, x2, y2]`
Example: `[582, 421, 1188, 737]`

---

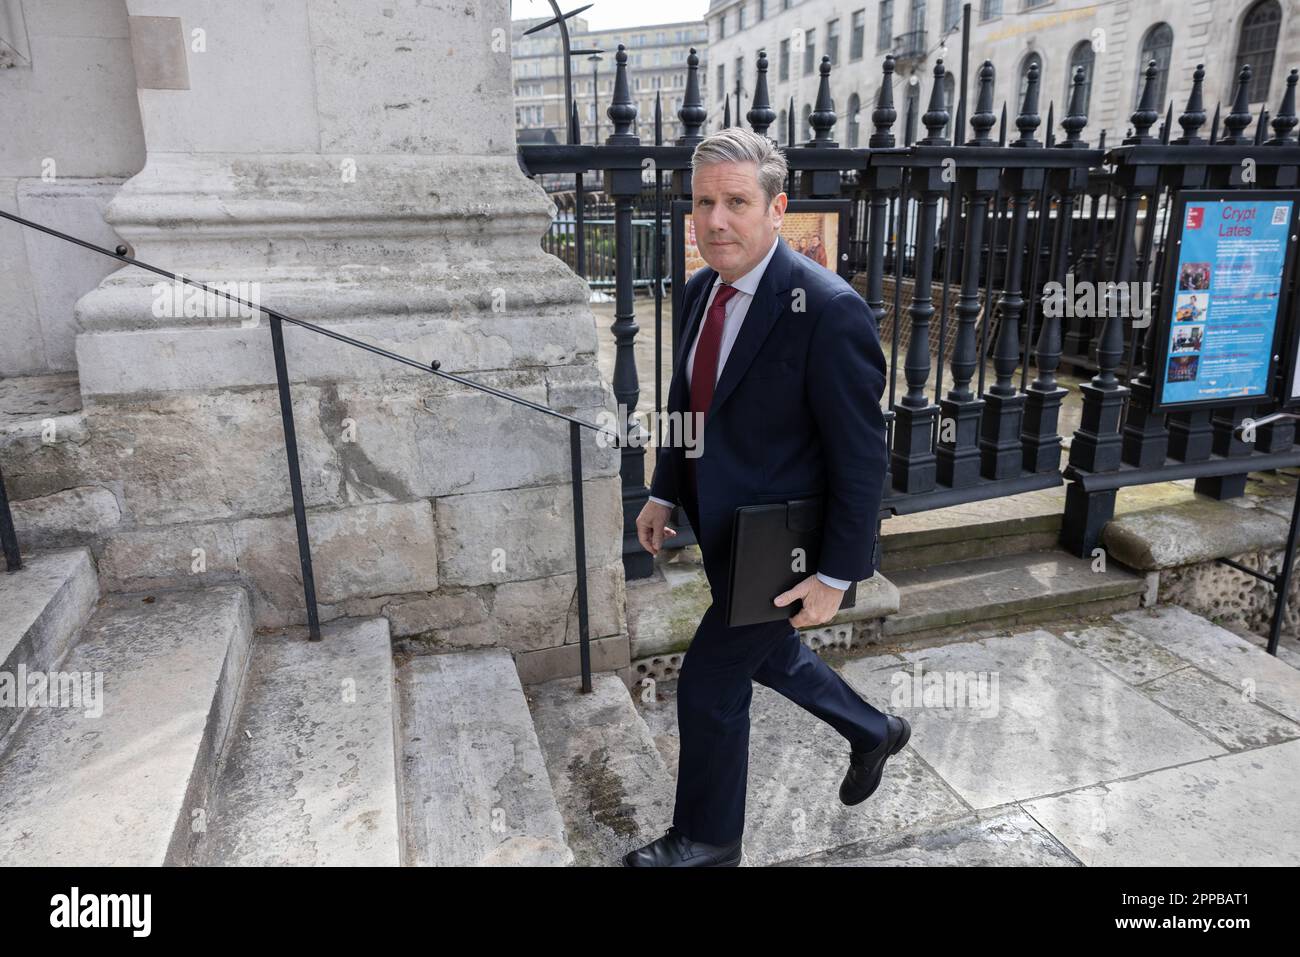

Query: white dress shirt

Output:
[649, 235, 850, 592]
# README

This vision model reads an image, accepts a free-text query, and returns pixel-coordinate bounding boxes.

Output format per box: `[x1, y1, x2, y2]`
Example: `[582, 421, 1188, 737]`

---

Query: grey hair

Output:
[691, 127, 788, 206]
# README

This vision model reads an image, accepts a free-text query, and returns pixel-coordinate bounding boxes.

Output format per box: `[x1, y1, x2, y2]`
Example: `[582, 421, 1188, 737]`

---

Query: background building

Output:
[512, 16, 710, 143]
[700, 0, 1297, 146]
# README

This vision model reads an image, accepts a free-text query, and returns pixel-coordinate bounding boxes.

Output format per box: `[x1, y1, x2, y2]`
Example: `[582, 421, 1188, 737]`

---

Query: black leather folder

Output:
[725, 495, 858, 628]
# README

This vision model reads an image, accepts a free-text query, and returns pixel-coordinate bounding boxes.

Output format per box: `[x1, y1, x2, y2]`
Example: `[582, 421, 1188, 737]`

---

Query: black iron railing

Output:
[0, 208, 622, 693]
[0, 460, 19, 572]
[517, 16, 1300, 601]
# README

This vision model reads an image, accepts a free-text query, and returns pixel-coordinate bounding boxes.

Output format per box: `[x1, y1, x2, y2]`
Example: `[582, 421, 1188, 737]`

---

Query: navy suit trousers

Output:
[671, 499, 891, 846]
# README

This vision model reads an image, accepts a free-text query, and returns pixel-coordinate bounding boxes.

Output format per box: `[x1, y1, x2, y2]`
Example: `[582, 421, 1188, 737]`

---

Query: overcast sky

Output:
[511, 0, 710, 31]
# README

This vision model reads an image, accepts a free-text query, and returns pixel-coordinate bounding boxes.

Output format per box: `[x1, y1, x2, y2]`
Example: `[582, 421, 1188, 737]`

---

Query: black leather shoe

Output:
[622, 825, 743, 867]
[839, 714, 911, 806]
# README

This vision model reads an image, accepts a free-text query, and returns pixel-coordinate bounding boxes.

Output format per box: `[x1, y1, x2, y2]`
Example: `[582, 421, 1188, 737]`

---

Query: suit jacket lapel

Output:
[666, 236, 796, 425]
[705, 236, 795, 429]
[668, 266, 717, 413]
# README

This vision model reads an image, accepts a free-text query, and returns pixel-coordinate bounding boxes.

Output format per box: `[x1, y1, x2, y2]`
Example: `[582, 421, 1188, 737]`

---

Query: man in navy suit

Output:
[624, 128, 910, 867]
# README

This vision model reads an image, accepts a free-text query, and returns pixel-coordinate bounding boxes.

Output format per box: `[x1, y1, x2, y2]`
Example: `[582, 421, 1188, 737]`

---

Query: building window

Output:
[909, 0, 926, 33]
[759, 0, 767, 20]
[1136, 22, 1173, 109]
[739, 3, 746, 30]
[878, 1, 893, 53]
[802, 102, 812, 140]
[780, 37, 790, 80]
[1235, 0, 1281, 102]
[943, 0, 961, 30]
[827, 19, 841, 66]
[847, 92, 862, 146]
[803, 27, 816, 75]
[718, 63, 726, 99]
[980, 0, 1001, 20]
[779, 107, 788, 143]
[735, 55, 745, 95]
[719, 11, 727, 39]
[1068, 40, 1095, 118]
[851, 9, 865, 60]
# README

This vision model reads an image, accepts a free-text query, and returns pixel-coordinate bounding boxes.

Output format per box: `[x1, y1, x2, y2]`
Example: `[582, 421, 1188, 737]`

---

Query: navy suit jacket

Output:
[650, 235, 889, 608]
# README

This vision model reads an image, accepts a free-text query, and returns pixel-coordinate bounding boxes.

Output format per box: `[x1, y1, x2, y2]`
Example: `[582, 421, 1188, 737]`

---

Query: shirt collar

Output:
[713, 234, 781, 297]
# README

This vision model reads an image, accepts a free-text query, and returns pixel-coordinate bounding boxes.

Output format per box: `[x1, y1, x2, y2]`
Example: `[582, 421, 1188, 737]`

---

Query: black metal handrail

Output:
[0, 208, 626, 693]
[0, 460, 20, 572]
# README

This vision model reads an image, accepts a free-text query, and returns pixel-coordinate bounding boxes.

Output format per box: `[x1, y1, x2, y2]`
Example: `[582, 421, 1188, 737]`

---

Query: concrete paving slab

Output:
[739, 681, 971, 866]
[1058, 623, 1192, 685]
[1021, 738, 1300, 866]
[1113, 605, 1300, 724]
[778, 805, 1081, 866]
[839, 629, 1226, 808]
[1140, 665, 1300, 752]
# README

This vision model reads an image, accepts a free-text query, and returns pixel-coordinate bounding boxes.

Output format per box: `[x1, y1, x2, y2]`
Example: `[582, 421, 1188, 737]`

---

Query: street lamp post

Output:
[589, 52, 603, 143]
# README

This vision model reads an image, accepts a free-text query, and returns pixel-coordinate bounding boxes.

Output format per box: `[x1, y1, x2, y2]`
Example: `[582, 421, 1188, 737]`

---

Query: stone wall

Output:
[1, 1, 628, 678]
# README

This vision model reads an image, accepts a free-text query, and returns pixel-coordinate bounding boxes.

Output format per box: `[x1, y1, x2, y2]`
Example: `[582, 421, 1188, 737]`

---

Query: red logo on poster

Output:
[1185, 206, 1204, 229]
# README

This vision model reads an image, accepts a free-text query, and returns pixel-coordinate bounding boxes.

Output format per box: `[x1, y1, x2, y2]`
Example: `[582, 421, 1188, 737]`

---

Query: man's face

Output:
[692, 160, 787, 282]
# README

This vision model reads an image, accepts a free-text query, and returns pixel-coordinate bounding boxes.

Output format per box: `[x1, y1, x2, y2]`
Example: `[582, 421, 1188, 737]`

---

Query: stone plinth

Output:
[3, 1, 624, 674]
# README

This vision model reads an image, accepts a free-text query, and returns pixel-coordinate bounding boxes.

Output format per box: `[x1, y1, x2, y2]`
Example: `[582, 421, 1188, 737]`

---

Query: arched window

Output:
[1018, 52, 1042, 108]
[1235, 0, 1281, 102]
[1068, 40, 1095, 119]
[847, 93, 862, 147]
[1136, 23, 1173, 110]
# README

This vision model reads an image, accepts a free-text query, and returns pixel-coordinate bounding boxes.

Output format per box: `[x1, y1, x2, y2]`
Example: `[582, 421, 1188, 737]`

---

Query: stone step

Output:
[0, 548, 100, 736]
[527, 672, 677, 866]
[193, 617, 401, 866]
[879, 479, 1206, 573]
[398, 648, 571, 866]
[0, 584, 252, 865]
[882, 548, 1150, 641]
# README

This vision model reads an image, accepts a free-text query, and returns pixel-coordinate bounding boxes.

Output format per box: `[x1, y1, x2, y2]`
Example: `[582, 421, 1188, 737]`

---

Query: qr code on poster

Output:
[1273, 205, 1290, 225]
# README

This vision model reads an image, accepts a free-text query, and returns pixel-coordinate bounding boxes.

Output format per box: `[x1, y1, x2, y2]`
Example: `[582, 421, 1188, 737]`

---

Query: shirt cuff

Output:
[647, 495, 676, 508]
[816, 572, 851, 590]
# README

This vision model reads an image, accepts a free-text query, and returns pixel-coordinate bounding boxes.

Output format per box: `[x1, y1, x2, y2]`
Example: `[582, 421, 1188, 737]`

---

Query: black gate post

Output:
[1061, 63, 1163, 556]
[1024, 67, 1091, 474]
[891, 60, 949, 494]
[937, 60, 997, 489]
[981, 63, 1042, 480]
[603, 45, 653, 579]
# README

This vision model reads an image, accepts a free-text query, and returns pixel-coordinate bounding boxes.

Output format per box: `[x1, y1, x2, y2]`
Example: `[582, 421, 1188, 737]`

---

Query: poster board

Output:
[1151, 189, 1300, 413]
[670, 199, 851, 356]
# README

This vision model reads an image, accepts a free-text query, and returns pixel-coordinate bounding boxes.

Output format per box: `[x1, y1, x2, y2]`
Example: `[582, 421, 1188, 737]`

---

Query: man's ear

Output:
[773, 191, 788, 227]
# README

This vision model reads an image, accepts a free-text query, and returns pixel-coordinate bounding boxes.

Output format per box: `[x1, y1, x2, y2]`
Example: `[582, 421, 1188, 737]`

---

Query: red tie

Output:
[686, 281, 739, 500]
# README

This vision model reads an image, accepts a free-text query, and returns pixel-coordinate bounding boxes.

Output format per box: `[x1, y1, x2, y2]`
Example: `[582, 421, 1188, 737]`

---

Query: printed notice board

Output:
[1152, 190, 1300, 413]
